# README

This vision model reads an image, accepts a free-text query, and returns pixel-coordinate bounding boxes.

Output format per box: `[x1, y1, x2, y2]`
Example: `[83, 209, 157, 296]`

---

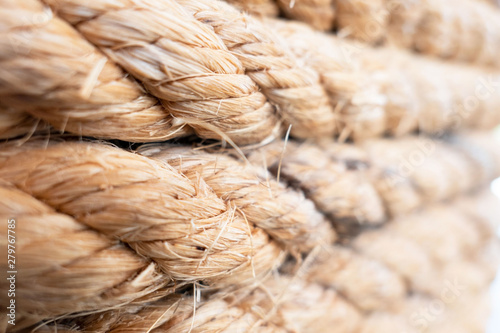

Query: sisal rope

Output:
[2, 0, 500, 142]
[42, 0, 280, 145]
[225, 0, 279, 17]
[0, 183, 169, 327]
[249, 132, 500, 233]
[176, 0, 337, 139]
[0, 0, 190, 143]
[138, 144, 336, 252]
[0, 140, 286, 325]
[43, 275, 361, 333]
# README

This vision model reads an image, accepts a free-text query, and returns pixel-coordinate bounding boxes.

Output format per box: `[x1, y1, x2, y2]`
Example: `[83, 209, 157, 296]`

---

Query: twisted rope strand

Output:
[0, 0, 189, 142]
[138, 144, 336, 252]
[176, 0, 337, 139]
[0, 184, 169, 328]
[0, 140, 284, 291]
[44, 0, 280, 145]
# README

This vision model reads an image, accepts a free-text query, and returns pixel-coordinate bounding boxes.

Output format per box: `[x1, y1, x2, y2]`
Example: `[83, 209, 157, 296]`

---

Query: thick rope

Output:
[38, 275, 361, 333]
[3, 0, 499, 142]
[278, 0, 336, 31]
[0, 141, 285, 314]
[43, 0, 280, 145]
[353, 191, 500, 297]
[248, 132, 500, 233]
[0, 0, 189, 142]
[138, 144, 336, 252]
[0, 105, 50, 140]
[268, 18, 500, 140]
[291, 244, 406, 312]
[0, 183, 169, 327]
[225, 0, 279, 17]
[176, 0, 337, 139]
[246, 0, 500, 68]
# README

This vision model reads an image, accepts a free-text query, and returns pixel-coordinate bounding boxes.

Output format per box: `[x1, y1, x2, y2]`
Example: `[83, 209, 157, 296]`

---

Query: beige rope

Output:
[43, 0, 280, 145]
[170, 0, 337, 139]
[38, 275, 361, 333]
[138, 144, 336, 252]
[295, 244, 406, 312]
[278, 0, 336, 31]
[249, 139, 387, 234]
[249, 132, 500, 232]
[0, 141, 285, 307]
[225, 0, 279, 17]
[2, 138, 497, 330]
[269, 18, 500, 140]
[268, 19, 388, 140]
[360, 286, 493, 333]
[0, 183, 169, 328]
[336, 0, 389, 43]
[256, 0, 500, 68]
[3, 0, 500, 143]
[0, 0, 190, 143]
[0, 104, 50, 140]
[353, 191, 500, 298]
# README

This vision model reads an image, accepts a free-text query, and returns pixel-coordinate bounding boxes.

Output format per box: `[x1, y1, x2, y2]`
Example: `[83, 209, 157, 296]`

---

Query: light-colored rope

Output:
[0, 140, 286, 326]
[225, 0, 279, 17]
[42, 0, 280, 145]
[0, 183, 169, 327]
[176, 0, 337, 139]
[0, 0, 190, 142]
[249, 132, 500, 231]
[247, 0, 500, 68]
[138, 144, 336, 252]
[39, 275, 361, 333]
[268, 18, 500, 140]
[278, 0, 336, 31]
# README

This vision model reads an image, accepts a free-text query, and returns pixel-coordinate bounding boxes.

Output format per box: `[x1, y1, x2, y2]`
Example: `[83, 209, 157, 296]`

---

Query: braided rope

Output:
[249, 132, 500, 232]
[241, 0, 500, 68]
[177, 0, 337, 138]
[1, 136, 498, 330]
[0, 140, 286, 325]
[42, 0, 280, 145]
[2, 0, 499, 142]
[269, 19, 500, 139]
[278, 0, 336, 31]
[0, 0, 190, 142]
[0, 184, 169, 326]
[226, 0, 279, 16]
[36, 275, 361, 332]
[138, 144, 336, 252]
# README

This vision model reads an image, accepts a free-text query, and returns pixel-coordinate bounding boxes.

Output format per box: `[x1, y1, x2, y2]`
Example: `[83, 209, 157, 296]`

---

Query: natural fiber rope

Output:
[0, 183, 169, 327]
[0, 105, 50, 140]
[353, 191, 500, 297]
[359, 291, 491, 333]
[248, 132, 500, 233]
[38, 275, 361, 333]
[138, 144, 336, 252]
[268, 18, 500, 140]
[2, 0, 500, 142]
[0, 140, 286, 325]
[176, 0, 337, 139]
[1, 137, 498, 331]
[336, 0, 388, 43]
[293, 244, 407, 312]
[41, 0, 280, 145]
[0, 0, 191, 143]
[225, 0, 279, 17]
[0, 0, 500, 144]
[242, 0, 500, 68]
[278, 0, 336, 31]
[34, 193, 498, 332]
